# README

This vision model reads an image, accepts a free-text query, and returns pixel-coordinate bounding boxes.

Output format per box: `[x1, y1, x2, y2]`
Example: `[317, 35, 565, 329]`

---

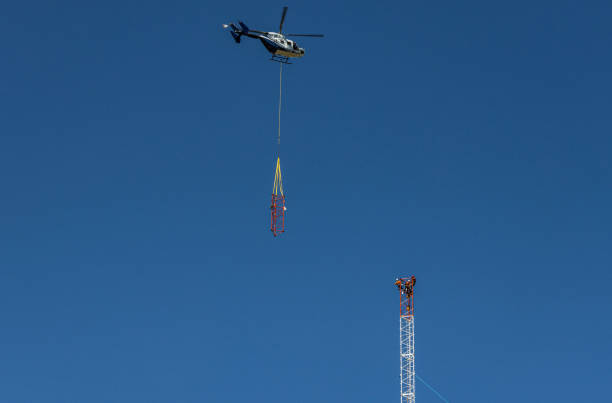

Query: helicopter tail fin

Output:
[227, 23, 242, 43]
[238, 21, 250, 33]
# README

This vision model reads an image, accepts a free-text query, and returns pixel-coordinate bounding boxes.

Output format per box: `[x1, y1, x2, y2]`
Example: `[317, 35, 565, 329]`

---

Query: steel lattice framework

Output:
[396, 276, 416, 403]
[270, 157, 285, 237]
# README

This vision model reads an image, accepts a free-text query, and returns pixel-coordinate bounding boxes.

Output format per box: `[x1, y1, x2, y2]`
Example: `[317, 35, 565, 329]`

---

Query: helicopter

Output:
[223, 6, 324, 63]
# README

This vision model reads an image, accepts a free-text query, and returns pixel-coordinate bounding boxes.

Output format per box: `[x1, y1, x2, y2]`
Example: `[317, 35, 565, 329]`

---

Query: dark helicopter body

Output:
[225, 22, 306, 58]
[223, 7, 323, 63]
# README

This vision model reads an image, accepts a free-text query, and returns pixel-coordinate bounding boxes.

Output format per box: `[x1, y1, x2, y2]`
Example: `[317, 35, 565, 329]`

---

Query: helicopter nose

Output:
[299, 48, 305, 55]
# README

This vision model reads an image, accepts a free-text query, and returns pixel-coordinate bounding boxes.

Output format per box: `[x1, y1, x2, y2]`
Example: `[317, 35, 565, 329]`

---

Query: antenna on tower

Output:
[395, 276, 416, 403]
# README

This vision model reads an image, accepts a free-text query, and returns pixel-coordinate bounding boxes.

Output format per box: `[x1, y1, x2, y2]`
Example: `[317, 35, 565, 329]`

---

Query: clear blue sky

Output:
[1, 1, 610, 402]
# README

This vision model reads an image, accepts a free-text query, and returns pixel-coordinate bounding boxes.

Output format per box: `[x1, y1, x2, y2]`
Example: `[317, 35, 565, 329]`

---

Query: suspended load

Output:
[270, 157, 286, 237]
[223, 8, 324, 236]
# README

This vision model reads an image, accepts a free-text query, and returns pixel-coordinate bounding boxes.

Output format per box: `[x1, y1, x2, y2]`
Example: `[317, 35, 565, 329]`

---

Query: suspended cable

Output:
[270, 62, 285, 237]
[277, 62, 282, 148]
[416, 374, 450, 403]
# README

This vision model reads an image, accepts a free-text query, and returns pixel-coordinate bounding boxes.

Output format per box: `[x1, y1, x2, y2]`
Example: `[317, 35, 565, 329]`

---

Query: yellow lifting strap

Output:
[272, 157, 284, 196]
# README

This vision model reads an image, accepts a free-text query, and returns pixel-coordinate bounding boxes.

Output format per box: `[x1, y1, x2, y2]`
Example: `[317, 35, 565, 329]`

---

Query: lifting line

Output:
[277, 62, 283, 148]
[270, 62, 285, 237]
[274, 62, 284, 191]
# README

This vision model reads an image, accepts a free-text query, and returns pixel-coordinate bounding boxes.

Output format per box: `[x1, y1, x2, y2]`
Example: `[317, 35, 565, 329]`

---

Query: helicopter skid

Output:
[270, 55, 292, 64]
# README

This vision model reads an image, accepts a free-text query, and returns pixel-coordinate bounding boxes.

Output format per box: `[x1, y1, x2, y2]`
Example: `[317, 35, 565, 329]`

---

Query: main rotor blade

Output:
[279, 6, 288, 33]
[286, 34, 325, 37]
[249, 29, 268, 35]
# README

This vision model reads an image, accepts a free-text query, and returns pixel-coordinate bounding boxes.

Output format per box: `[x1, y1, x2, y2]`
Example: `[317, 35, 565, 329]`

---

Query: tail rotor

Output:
[223, 23, 242, 43]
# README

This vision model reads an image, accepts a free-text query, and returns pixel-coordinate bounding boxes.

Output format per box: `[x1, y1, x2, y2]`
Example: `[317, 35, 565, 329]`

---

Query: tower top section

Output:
[395, 276, 416, 317]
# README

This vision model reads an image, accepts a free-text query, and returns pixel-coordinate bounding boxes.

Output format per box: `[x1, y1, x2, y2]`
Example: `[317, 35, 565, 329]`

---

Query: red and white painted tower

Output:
[396, 276, 416, 403]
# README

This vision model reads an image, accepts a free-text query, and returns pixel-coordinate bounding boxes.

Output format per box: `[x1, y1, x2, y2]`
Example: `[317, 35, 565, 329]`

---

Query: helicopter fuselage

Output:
[224, 10, 322, 62]
[225, 22, 306, 59]
[239, 30, 304, 58]
[257, 32, 305, 58]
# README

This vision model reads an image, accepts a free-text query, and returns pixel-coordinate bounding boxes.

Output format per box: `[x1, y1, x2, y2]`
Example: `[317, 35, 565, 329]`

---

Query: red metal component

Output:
[271, 157, 285, 237]
[270, 194, 285, 237]
[396, 276, 416, 317]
